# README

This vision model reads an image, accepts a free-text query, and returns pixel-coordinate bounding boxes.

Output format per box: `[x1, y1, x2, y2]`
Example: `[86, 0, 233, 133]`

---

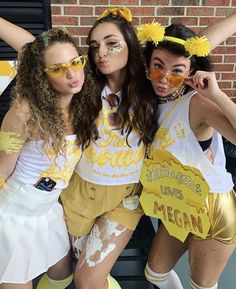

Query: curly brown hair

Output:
[81, 14, 158, 146]
[12, 28, 92, 154]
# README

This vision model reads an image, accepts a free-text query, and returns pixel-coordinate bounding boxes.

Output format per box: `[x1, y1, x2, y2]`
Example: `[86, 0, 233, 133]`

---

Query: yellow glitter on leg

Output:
[0, 131, 24, 153]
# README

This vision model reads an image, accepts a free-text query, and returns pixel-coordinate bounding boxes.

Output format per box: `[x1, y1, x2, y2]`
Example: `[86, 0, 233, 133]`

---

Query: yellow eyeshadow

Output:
[0, 131, 24, 153]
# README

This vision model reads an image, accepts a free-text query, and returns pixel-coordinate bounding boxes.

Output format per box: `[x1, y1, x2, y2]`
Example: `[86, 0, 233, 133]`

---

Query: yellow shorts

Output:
[60, 173, 144, 236]
[193, 190, 236, 244]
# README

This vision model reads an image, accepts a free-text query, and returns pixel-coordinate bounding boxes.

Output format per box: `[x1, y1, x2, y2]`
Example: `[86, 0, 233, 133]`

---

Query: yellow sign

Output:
[140, 149, 211, 242]
[0, 60, 17, 96]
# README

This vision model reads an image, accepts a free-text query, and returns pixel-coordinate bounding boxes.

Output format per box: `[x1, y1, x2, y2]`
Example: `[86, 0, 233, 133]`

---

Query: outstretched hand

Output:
[185, 71, 222, 100]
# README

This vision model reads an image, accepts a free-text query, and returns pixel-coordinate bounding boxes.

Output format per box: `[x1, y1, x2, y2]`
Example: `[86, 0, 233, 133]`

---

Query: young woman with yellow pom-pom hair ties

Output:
[137, 21, 236, 289]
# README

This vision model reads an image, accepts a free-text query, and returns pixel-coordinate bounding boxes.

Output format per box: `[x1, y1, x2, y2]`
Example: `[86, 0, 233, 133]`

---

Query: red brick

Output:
[202, 0, 230, 5]
[199, 17, 221, 26]
[218, 81, 232, 89]
[216, 8, 234, 16]
[186, 7, 214, 16]
[80, 46, 89, 55]
[51, 5, 62, 15]
[141, 0, 169, 4]
[140, 17, 169, 26]
[157, 7, 185, 16]
[52, 16, 78, 25]
[66, 27, 91, 37]
[110, 0, 139, 5]
[213, 46, 236, 54]
[171, 17, 198, 25]
[210, 55, 223, 63]
[80, 0, 108, 4]
[212, 64, 234, 71]
[226, 37, 236, 45]
[225, 55, 236, 63]
[130, 17, 139, 26]
[64, 7, 93, 16]
[51, 0, 77, 3]
[81, 37, 89, 46]
[80, 17, 97, 26]
[172, 0, 199, 5]
[221, 73, 236, 80]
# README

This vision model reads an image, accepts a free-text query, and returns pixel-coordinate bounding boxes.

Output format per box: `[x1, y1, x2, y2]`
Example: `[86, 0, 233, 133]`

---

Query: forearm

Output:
[214, 91, 236, 132]
[199, 12, 236, 51]
[0, 17, 35, 52]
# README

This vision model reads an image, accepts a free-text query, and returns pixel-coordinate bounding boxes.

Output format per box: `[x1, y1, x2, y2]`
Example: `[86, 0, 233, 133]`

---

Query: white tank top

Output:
[76, 86, 145, 185]
[152, 91, 234, 193]
[12, 135, 81, 189]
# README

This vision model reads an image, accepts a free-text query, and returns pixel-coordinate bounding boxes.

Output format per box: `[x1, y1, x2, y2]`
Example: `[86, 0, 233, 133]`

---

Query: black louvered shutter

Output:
[0, 0, 52, 125]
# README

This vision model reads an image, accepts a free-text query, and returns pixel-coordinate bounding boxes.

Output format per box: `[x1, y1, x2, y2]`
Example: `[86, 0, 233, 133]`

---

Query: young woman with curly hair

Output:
[0, 28, 89, 289]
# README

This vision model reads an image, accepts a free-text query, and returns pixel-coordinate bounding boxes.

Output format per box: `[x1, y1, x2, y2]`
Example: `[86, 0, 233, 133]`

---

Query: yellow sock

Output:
[36, 273, 73, 289]
[107, 274, 121, 289]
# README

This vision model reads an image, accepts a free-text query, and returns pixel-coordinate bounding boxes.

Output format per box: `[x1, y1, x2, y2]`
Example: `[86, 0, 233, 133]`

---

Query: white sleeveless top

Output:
[12, 135, 81, 189]
[76, 86, 145, 185]
[152, 91, 234, 193]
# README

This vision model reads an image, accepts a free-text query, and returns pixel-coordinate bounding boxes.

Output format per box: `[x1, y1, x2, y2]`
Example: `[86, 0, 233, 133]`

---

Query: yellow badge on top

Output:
[140, 149, 211, 242]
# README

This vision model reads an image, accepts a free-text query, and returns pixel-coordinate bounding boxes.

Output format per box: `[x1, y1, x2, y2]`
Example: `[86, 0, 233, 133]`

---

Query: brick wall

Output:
[51, 0, 236, 97]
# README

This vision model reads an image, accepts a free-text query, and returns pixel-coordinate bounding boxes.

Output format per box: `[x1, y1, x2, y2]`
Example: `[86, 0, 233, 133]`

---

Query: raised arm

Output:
[0, 17, 35, 52]
[199, 11, 236, 51]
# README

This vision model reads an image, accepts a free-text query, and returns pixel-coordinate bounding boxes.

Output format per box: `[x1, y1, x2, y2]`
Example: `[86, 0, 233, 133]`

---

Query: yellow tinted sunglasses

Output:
[44, 55, 87, 78]
[146, 68, 186, 88]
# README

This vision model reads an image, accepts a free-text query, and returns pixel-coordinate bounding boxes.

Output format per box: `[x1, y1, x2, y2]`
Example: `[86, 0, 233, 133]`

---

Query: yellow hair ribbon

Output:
[98, 7, 132, 22]
[0, 178, 5, 189]
[137, 21, 210, 57]
[0, 131, 24, 153]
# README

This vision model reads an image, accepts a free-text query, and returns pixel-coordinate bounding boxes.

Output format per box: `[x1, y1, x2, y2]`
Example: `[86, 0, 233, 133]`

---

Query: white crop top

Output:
[152, 91, 234, 193]
[76, 86, 145, 185]
[12, 135, 81, 189]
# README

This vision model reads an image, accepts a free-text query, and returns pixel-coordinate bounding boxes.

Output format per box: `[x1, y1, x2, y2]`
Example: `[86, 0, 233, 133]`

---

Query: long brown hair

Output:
[79, 14, 158, 146]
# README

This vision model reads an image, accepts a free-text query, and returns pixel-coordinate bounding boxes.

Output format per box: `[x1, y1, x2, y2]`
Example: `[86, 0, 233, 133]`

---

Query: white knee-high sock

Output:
[145, 263, 184, 289]
[189, 276, 218, 289]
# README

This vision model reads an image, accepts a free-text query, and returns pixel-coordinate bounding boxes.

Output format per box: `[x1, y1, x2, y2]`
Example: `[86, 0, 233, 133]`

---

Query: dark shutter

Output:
[0, 0, 52, 125]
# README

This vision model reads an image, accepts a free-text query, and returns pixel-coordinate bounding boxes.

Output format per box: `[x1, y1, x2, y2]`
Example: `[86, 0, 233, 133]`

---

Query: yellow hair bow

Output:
[98, 7, 132, 22]
[137, 21, 211, 57]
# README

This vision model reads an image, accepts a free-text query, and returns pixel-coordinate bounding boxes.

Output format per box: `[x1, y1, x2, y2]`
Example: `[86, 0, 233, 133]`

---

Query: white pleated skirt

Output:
[0, 177, 70, 284]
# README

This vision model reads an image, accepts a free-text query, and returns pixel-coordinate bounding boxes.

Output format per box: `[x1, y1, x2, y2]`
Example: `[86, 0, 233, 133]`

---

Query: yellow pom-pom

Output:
[184, 36, 211, 57]
[137, 21, 165, 45]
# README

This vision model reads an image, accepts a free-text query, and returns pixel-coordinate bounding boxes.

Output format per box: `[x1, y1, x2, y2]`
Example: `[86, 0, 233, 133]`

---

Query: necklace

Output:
[158, 85, 186, 104]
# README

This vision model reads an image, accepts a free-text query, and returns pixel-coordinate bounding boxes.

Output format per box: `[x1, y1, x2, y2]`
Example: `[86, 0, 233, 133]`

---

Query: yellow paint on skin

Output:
[0, 178, 5, 188]
[0, 131, 24, 153]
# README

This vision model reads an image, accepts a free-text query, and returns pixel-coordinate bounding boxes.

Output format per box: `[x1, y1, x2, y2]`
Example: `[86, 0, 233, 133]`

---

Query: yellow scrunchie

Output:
[98, 7, 132, 22]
